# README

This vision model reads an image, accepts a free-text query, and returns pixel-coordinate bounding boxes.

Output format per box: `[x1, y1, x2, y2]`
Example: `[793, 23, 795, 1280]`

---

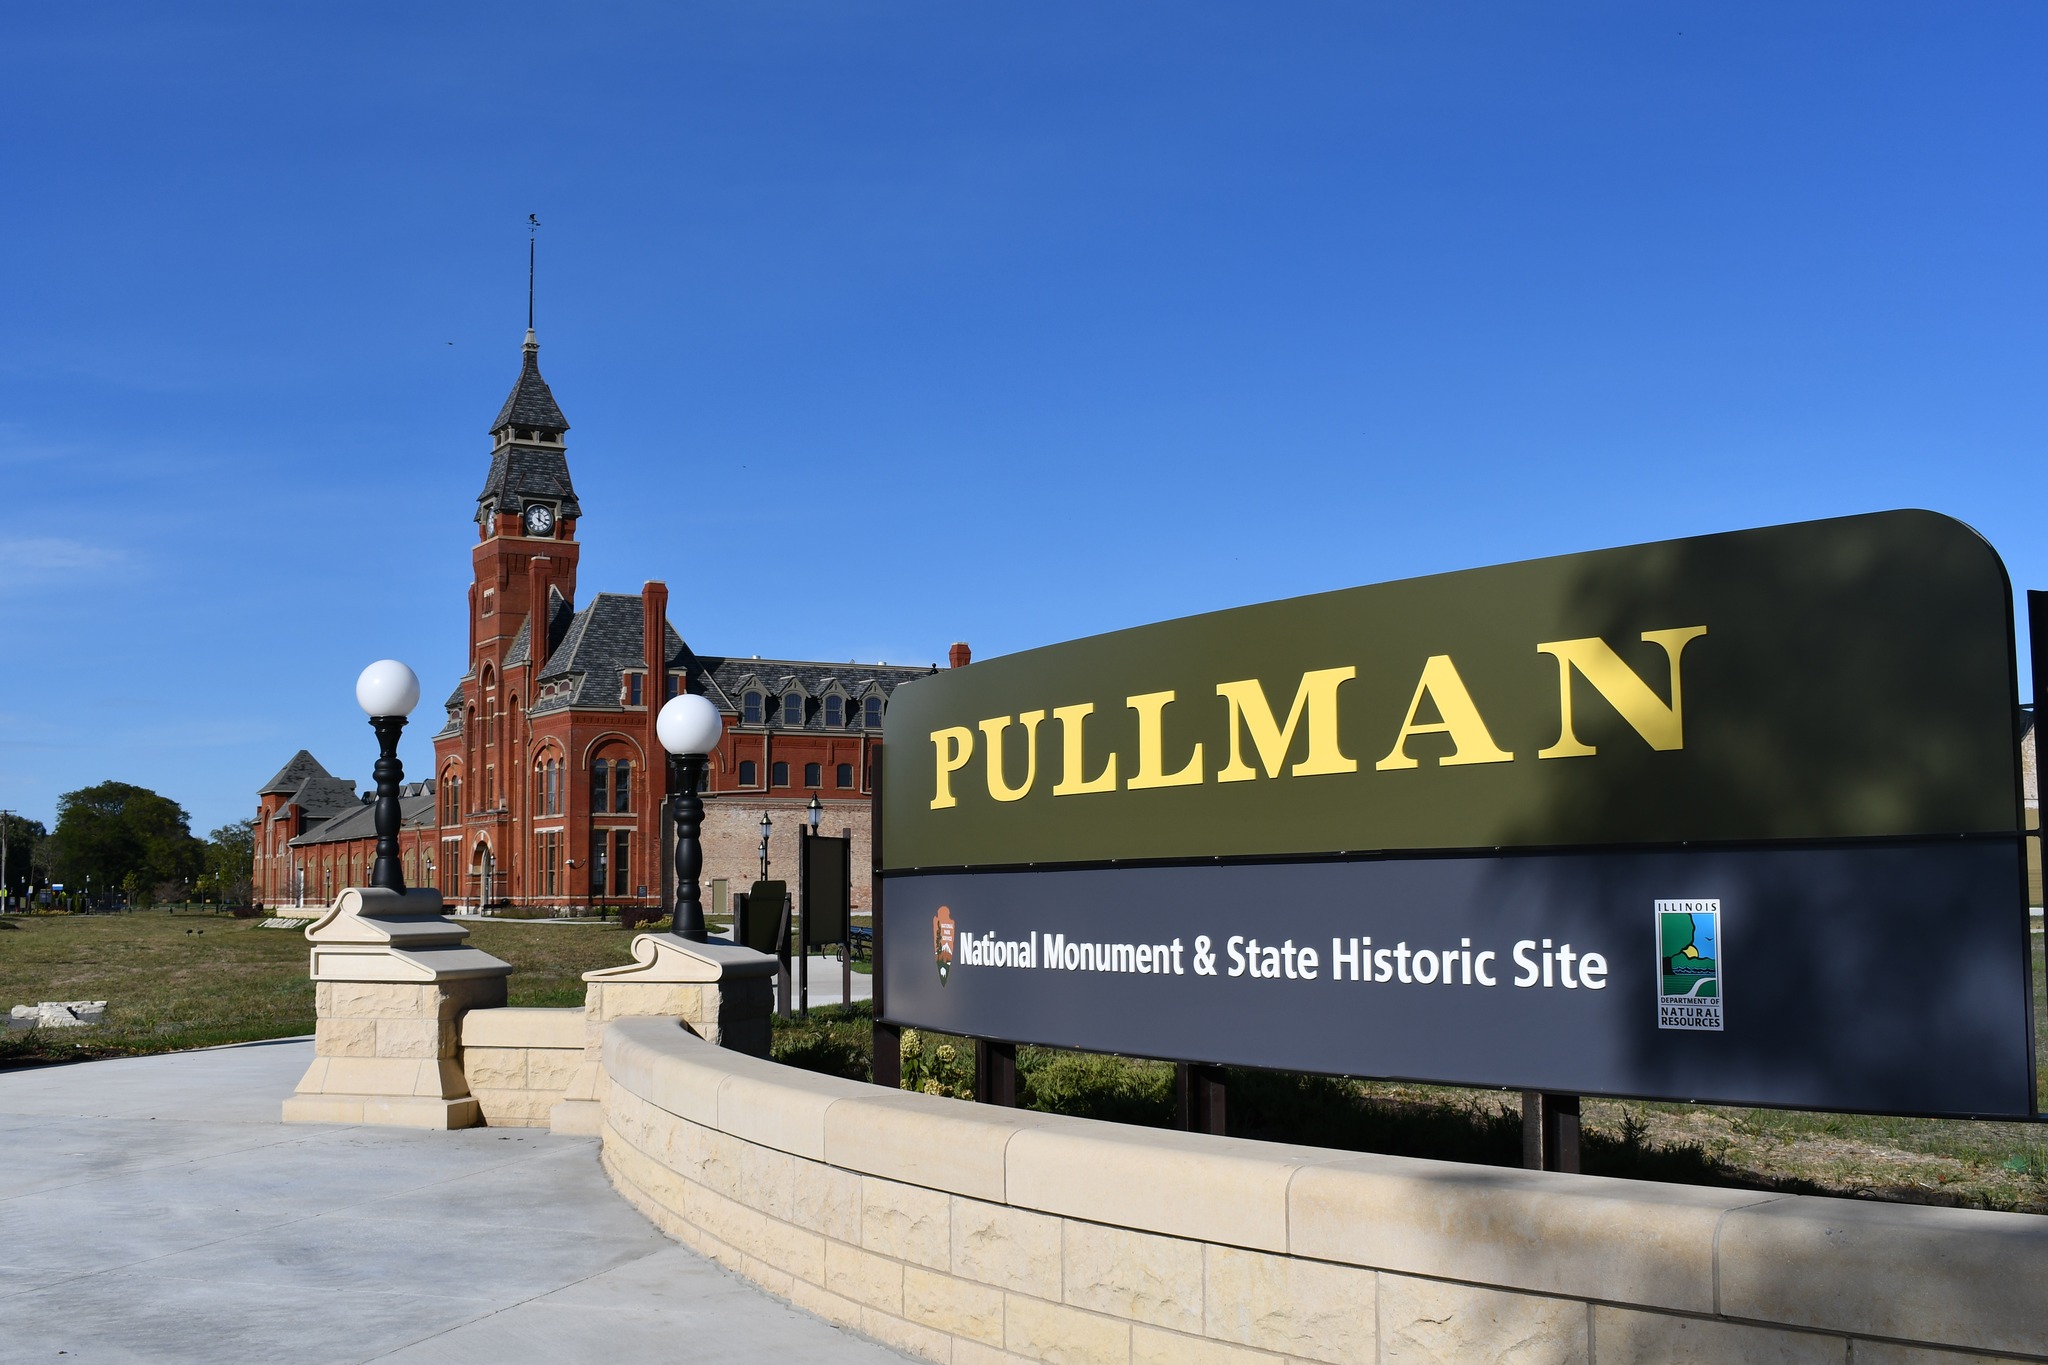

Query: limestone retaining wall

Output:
[458, 1006, 584, 1127]
[595, 1016, 2048, 1365]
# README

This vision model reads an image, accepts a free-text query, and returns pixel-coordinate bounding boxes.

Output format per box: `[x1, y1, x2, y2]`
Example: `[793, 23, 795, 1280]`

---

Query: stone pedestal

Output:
[282, 887, 512, 1130]
[550, 933, 776, 1136]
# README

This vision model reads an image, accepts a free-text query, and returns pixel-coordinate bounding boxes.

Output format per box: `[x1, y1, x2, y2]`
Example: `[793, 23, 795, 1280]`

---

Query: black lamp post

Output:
[356, 659, 421, 895]
[807, 794, 822, 836]
[658, 693, 724, 943]
[758, 811, 773, 881]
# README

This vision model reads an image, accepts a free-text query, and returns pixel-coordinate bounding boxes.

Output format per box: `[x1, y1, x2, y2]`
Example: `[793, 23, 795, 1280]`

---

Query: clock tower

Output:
[433, 327, 585, 894]
[469, 325, 581, 663]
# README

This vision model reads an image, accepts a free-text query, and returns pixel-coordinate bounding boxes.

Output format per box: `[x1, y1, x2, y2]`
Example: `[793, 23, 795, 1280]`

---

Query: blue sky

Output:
[2, 3, 2044, 837]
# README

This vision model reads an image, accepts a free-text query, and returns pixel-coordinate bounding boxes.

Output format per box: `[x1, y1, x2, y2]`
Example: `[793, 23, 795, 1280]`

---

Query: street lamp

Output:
[657, 693, 724, 943]
[807, 794, 822, 834]
[355, 659, 421, 895]
[758, 811, 773, 881]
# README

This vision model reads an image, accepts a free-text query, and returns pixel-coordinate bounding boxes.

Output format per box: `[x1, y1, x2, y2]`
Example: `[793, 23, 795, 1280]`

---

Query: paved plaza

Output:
[0, 1037, 912, 1364]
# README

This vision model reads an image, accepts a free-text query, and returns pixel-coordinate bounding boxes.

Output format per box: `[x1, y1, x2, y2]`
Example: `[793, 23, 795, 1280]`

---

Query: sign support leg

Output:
[975, 1040, 1017, 1107]
[1176, 1063, 1226, 1135]
[868, 743, 901, 1088]
[1523, 1090, 1580, 1172]
[873, 1022, 901, 1088]
[776, 903, 792, 1017]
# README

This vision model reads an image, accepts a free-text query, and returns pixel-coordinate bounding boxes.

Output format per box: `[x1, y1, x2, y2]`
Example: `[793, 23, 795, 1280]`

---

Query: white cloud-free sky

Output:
[2, 2, 2044, 835]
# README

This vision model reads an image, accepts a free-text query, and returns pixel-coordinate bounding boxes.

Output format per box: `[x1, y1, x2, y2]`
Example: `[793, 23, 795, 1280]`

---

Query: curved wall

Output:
[596, 1018, 2048, 1365]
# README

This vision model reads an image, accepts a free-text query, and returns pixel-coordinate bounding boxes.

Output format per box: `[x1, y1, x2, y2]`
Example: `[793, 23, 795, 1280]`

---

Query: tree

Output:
[0, 813, 47, 906]
[204, 819, 255, 906]
[47, 782, 204, 906]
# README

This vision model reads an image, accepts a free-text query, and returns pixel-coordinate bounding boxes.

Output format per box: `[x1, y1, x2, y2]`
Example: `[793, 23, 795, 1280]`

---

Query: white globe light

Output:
[356, 659, 421, 718]
[657, 693, 724, 755]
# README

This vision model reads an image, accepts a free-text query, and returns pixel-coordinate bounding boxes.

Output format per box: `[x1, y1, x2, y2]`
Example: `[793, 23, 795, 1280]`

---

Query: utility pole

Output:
[0, 809, 11, 912]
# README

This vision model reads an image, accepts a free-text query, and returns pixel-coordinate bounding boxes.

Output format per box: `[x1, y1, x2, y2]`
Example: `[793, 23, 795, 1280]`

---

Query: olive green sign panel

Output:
[883, 511, 2020, 871]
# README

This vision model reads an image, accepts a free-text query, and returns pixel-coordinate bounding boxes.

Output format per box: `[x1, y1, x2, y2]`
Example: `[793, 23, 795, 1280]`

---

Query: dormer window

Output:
[625, 673, 644, 707]
[863, 694, 884, 728]
[781, 693, 804, 727]
[823, 695, 844, 728]
[742, 691, 763, 725]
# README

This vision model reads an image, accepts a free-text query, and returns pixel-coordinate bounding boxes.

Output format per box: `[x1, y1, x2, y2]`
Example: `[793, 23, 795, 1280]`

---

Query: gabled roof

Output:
[286, 783, 437, 848]
[693, 655, 935, 730]
[531, 592, 689, 715]
[286, 775, 361, 818]
[503, 588, 576, 668]
[490, 330, 569, 434]
[260, 750, 333, 796]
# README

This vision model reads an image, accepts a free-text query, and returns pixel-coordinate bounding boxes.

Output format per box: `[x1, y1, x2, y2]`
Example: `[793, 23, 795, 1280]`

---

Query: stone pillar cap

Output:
[583, 933, 779, 985]
[305, 886, 511, 984]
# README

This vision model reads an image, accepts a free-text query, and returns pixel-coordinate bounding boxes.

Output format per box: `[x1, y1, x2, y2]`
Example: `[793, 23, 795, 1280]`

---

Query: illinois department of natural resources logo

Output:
[1656, 899, 1722, 1031]
[933, 905, 956, 986]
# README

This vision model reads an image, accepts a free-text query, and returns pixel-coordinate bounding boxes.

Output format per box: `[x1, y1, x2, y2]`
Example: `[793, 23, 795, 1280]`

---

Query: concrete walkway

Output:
[0, 1039, 915, 1364]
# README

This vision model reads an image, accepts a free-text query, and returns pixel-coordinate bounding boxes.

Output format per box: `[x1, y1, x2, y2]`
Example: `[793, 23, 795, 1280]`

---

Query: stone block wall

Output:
[593, 1017, 2048, 1365]
[457, 1006, 585, 1127]
[284, 977, 506, 1129]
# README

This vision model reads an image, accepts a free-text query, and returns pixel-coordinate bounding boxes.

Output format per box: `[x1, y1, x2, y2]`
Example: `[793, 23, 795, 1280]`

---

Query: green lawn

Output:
[0, 910, 640, 1064]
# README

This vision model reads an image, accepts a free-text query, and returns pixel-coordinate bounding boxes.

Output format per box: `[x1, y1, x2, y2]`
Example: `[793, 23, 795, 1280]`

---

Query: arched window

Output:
[863, 695, 884, 728]
[771, 761, 790, 787]
[742, 691, 763, 725]
[739, 759, 758, 786]
[533, 756, 562, 816]
[591, 754, 632, 813]
[836, 763, 854, 789]
[804, 762, 821, 788]
[823, 695, 844, 728]
[782, 693, 804, 727]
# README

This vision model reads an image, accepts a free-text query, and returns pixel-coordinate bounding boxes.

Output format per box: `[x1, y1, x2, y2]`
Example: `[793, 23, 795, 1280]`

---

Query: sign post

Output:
[799, 831, 852, 1018]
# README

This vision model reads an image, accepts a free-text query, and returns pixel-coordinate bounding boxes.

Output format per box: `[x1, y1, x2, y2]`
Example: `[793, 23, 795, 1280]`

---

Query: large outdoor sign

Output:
[879, 511, 2039, 1118]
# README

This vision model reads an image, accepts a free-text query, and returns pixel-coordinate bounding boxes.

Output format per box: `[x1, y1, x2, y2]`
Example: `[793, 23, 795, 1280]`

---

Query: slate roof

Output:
[260, 750, 333, 796]
[286, 782, 437, 849]
[530, 593, 688, 715]
[523, 592, 931, 725]
[697, 655, 933, 731]
[475, 444, 583, 524]
[490, 330, 569, 433]
[476, 331, 582, 524]
[503, 588, 575, 669]
[285, 775, 361, 818]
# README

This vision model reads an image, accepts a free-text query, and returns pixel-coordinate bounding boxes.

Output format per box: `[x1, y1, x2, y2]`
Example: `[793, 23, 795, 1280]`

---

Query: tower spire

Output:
[527, 213, 539, 333]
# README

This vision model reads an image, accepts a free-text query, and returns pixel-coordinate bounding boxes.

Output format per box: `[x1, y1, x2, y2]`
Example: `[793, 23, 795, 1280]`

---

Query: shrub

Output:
[900, 1028, 975, 1098]
[1018, 1049, 1175, 1126]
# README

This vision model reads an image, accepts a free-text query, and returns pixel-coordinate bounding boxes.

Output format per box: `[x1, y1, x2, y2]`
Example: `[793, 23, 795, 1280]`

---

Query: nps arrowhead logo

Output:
[933, 905, 956, 986]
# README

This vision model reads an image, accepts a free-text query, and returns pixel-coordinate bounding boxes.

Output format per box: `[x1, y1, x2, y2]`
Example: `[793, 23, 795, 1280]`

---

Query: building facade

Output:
[256, 327, 953, 914]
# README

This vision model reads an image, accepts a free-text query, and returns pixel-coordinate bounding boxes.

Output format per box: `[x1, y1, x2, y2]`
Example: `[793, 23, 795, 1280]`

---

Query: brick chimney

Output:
[949, 641, 972, 669]
[643, 581, 670, 800]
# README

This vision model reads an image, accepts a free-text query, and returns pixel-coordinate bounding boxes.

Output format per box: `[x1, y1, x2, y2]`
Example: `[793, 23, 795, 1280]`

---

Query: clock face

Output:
[524, 504, 554, 535]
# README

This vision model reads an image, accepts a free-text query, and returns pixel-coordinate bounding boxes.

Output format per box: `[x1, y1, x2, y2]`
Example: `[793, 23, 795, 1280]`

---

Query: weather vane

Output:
[527, 214, 540, 330]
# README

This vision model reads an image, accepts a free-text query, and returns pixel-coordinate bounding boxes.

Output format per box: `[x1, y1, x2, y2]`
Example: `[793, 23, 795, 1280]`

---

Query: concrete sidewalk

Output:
[0, 1039, 915, 1364]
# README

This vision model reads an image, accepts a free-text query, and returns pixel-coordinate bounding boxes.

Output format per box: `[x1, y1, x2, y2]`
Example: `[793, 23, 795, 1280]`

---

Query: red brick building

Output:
[257, 327, 950, 913]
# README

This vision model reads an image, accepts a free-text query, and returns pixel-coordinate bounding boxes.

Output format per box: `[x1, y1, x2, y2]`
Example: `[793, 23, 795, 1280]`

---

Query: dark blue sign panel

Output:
[881, 839, 2036, 1118]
